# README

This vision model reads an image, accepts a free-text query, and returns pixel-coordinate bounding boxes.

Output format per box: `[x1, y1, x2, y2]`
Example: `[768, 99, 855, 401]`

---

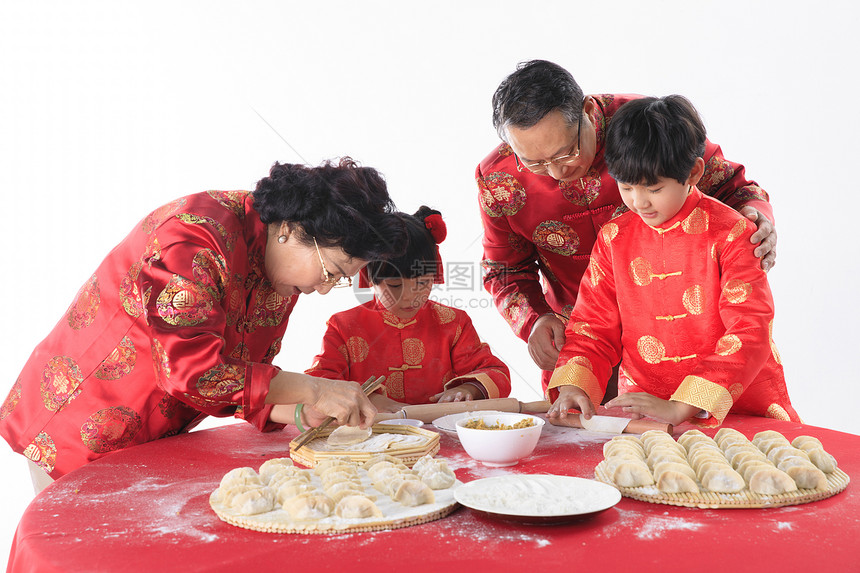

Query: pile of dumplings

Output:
[601, 428, 838, 497]
[211, 453, 457, 523]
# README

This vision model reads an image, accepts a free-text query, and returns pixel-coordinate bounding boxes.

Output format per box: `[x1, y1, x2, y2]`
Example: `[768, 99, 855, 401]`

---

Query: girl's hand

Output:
[430, 383, 481, 403]
[547, 385, 596, 420]
[604, 393, 701, 426]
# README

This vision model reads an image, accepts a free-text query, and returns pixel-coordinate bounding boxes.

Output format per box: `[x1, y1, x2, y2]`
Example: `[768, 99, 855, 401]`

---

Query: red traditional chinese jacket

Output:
[0, 191, 295, 478]
[477, 94, 773, 388]
[547, 187, 799, 427]
[306, 300, 511, 404]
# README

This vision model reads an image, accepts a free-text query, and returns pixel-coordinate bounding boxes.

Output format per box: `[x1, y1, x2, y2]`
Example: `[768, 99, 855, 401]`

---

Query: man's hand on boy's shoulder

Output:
[740, 206, 777, 272]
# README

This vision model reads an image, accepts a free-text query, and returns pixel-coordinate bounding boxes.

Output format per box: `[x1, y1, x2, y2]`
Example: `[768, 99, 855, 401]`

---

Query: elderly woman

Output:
[0, 157, 405, 491]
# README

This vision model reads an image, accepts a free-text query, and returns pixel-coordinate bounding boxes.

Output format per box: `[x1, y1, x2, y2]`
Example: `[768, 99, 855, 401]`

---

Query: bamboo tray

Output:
[289, 423, 441, 468]
[594, 462, 850, 509]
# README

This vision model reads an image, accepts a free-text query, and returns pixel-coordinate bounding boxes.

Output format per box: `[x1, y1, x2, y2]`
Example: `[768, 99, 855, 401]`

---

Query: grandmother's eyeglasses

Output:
[313, 237, 353, 288]
[515, 111, 583, 175]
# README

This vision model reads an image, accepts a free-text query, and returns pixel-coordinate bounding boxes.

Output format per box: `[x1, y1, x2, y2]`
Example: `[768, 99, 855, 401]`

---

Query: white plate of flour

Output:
[454, 474, 621, 524]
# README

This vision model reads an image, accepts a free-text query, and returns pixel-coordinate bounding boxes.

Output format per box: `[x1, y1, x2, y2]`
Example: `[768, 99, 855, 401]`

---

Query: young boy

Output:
[546, 95, 799, 428]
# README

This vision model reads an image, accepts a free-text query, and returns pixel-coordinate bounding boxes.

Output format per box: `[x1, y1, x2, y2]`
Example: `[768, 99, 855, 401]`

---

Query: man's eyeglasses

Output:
[313, 237, 353, 288]
[515, 111, 583, 175]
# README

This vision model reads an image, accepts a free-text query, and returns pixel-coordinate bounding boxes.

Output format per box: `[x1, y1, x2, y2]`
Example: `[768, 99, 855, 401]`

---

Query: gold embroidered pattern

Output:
[478, 172, 527, 217]
[588, 255, 605, 287]
[672, 376, 733, 422]
[67, 274, 100, 330]
[566, 355, 594, 371]
[715, 334, 743, 356]
[682, 284, 705, 315]
[141, 198, 187, 234]
[502, 292, 529, 333]
[600, 222, 619, 245]
[728, 383, 744, 399]
[570, 321, 598, 341]
[94, 336, 137, 380]
[723, 279, 752, 304]
[197, 364, 245, 399]
[80, 406, 143, 454]
[767, 403, 792, 421]
[548, 363, 603, 406]
[385, 371, 405, 399]
[402, 338, 425, 365]
[156, 275, 213, 327]
[120, 262, 145, 318]
[629, 257, 654, 286]
[23, 432, 56, 474]
[559, 171, 601, 207]
[769, 319, 782, 365]
[192, 249, 229, 300]
[207, 190, 248, 220]
[346, 336, 370, 363]
[176, 213, 237, 251]
[727, 218, 747, 242]
[433, 304, 456, 325]
[0, 378, 21, 420]
[40, 356, 84, 412]
[637, 336, 665, 364]
[681, 207, 709, 234]
[152, 338, 170, 382]
[533, 220, 580, 256]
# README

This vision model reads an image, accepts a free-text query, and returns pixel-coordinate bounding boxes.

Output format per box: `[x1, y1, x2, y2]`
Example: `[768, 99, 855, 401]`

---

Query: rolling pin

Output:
[548, 413, 673, 435]
[373, 398, 550, 424]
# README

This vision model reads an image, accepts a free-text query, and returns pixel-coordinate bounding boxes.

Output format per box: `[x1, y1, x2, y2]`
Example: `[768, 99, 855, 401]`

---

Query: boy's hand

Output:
[740, 206, 777, 272]
[605, 393, 701, 426]
[547, 385, 596, 420]
[528, 314, 565, 370]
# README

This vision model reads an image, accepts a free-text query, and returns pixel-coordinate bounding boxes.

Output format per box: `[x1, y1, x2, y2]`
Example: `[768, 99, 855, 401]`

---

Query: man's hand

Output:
[528, 314, 565, 370]
[740, 206, 777, 272]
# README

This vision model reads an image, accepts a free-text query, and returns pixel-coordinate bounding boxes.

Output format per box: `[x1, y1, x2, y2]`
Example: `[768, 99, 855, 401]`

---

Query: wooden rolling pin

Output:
[373, 398, 550, 424]
[548, 413, 673, 435]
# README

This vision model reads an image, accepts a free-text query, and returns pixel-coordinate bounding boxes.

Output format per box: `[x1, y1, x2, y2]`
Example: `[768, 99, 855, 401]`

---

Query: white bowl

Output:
[455, 413, 545, 467]
[378, 418, 424, 428]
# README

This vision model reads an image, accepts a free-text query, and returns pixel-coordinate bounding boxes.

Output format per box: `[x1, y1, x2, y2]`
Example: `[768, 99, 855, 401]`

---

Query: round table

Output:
[7, 414, 858, 572]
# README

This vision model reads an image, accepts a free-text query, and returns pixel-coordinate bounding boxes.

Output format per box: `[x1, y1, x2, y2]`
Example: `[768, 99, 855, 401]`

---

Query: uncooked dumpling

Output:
[327, 425, 373, 446]
[334, 495, 384, 519]
[258, 458, 294, 483]
[231, 486, 275, 515]
[700, 466, 745, 493]
[282, 492, 335, 520]
[609, 459, 655, 487]
[747, 466, 797, 495]
[656, 469, 699, 494]
[392, 479, 435, 507]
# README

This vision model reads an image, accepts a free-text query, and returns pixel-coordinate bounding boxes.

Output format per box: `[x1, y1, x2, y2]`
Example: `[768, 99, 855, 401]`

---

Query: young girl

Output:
[306, 207, 511, 411]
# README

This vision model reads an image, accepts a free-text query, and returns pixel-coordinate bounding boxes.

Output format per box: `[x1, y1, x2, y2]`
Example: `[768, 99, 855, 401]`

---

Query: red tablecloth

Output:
[7, 414, 859, 573]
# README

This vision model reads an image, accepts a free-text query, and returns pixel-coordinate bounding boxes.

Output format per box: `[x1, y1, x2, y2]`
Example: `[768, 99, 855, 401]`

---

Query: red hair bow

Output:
[424, 213, 447, 244]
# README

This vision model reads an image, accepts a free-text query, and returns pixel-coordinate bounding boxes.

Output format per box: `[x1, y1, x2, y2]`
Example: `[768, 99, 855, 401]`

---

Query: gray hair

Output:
[492, 60, 585, 142]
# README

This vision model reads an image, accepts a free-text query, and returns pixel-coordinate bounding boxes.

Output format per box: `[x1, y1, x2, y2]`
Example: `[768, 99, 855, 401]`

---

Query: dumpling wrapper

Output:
[327, 425, 373, 446]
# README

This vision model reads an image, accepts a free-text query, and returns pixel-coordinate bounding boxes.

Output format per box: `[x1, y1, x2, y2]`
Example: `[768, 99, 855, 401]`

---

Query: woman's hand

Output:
[306, 377, 378, 428]
[604, 393, 700, 426]
[547, 385, 596, 420]
[528, 314, 566, 370]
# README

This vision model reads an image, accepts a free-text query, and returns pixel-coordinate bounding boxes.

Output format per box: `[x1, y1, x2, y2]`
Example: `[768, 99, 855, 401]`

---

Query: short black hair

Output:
[252, 157, 406, 261]
[492, 60, 585, 141]
[365, 206, 441, 283]
[605, 95, 707, 186]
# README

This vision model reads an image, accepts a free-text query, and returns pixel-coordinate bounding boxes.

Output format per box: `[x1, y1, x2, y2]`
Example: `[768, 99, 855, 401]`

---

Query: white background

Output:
[1, 0, 858, 565]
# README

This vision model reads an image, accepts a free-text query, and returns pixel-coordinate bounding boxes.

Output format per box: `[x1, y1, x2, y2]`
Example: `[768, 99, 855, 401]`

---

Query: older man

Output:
[476, 60, 776, 396]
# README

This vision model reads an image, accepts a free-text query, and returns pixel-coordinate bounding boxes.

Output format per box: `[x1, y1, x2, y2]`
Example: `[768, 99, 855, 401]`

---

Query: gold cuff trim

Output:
[671, 375, 733, 422]
[548, 363, 602, 406]
[444, 372, 504, 399]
